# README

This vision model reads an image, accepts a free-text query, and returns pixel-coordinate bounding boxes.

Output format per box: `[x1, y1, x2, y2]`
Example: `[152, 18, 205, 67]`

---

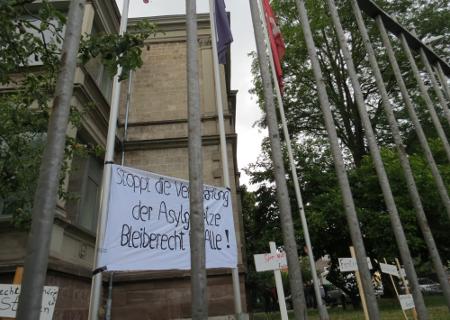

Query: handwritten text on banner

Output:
[0, 284, 58, 319]
[98, 165, 237, 271]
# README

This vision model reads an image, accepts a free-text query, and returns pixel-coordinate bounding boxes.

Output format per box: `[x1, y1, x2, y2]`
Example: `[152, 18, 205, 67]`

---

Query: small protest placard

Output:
[254, 251, 287, 272]
[380, 262, 399, 277]
[98, 165, 237, 271]
[338, 257, 372, 272]
[399, 294, 415, 310]
[0, 285, 58, 319]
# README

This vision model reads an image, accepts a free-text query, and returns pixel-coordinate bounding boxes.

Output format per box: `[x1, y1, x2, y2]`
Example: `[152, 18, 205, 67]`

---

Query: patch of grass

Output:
[251, 296, 449, 320]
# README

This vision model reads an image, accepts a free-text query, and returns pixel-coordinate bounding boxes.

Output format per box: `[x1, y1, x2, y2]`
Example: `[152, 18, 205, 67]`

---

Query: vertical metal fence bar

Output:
[292, 0, 380, 318]
[249, 1, 308, 319]
[351, 0, 450, 312]
[436, 63, 450, 101]
[419, 50, 450, 127]
[326, 1, 428, 318]
[376, 16, 450, 222]
[256, 0, 329, 317]
[187, 0, 208, 318]
[16, 1, 86, 319]
[400, 34, 450, 162]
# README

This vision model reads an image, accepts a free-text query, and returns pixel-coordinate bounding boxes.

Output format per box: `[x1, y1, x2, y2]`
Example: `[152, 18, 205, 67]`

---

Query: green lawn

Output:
[251, 296, 449, 320]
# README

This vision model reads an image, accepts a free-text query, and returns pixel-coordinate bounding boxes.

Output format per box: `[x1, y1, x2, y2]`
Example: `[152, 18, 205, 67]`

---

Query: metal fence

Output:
[252, 0, 450, 319]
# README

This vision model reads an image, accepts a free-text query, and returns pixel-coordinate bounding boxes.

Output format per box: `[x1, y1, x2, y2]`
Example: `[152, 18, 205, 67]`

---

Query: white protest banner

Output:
[380, 262, 399, 277]
[98, 165, 237, 271]
[399, 294, 415, 310]
[254, 251, 287, 272]
[0, 285, 58, 319]
[338, 257, 373, 272]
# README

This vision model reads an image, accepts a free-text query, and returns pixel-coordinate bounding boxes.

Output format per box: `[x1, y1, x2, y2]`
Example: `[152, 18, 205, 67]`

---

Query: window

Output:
[67, 152, 103, 233]
[83, 15, 113, 103]
[25, 17, 65, 66]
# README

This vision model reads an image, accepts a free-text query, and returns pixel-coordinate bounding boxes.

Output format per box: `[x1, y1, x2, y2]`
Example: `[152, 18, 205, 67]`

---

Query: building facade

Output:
[1, 1, 119, 319]
[110, 14, 246, 319]
[0, 2, 246, 319]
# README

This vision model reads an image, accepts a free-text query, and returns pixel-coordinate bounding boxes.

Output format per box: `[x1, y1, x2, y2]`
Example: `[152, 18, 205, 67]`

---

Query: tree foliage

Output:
[244, 0, 450, 301]
[0, 0, 155, 228]
[251, 0, 450, 164]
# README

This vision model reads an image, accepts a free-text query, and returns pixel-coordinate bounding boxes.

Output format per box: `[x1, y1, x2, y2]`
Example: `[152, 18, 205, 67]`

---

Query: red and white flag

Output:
[262, 0, 286, 92]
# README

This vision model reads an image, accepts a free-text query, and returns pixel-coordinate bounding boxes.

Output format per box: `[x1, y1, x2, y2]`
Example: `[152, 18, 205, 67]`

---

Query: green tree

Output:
[0, 0, 155, 228]
[245, 139, 450, 301]
[251, 0, 450, 165]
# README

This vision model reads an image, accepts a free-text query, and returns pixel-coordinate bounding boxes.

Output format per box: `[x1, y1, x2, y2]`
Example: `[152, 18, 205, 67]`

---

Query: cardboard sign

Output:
[99, 165, 237, 271]
[380, 262, 399, 277]
[0, 285, 58, 319]
[254, 251, 287, 272]
[380, 262, 407, 278]
[399, 294, 415, 310]
[338, 257, 373, 272]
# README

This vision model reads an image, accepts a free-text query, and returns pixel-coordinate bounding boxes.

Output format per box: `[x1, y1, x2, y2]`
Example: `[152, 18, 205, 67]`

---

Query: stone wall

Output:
[111, 271, 245, 319]
[47, 270, 92, 320]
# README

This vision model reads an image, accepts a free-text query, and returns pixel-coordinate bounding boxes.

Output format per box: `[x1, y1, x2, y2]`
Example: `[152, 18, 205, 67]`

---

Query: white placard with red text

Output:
[254, 251, 287, 272]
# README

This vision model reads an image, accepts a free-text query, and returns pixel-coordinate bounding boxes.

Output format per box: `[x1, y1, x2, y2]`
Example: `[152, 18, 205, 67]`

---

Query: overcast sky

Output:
[115, 0, 266, 188]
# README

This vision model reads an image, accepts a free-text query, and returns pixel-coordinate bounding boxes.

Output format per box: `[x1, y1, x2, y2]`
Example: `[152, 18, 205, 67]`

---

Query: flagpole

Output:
[106, 70, 133, 320]
[208, 1, 244, 318]
[250, 0, 309, 318]
[256, 1, 329, 318]
[88, 0, 130, 318]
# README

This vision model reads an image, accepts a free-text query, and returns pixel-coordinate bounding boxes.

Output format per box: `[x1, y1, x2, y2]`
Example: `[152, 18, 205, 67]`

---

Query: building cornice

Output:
[124, 134, 237, 151]
[118, 114, 233, 128]
[129, 13, 211, 33]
